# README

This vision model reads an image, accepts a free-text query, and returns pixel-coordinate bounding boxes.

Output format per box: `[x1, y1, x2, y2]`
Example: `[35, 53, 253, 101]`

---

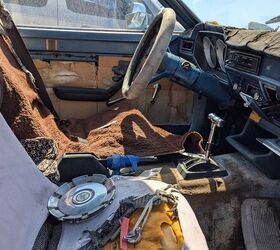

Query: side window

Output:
[3, 0, 184, 31]
[4, 0, 47, 7]
[3, 0, 57, 26]
[65, 0, 134, 19]
[60, 0, 156, 30]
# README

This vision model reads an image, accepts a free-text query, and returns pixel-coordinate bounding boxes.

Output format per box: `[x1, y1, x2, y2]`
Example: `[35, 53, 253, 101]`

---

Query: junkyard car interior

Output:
[1, 0, 280, 249]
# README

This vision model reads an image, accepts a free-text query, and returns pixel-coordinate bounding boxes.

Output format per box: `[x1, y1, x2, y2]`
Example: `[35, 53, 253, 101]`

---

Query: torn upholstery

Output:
[0, 33, 204, 160]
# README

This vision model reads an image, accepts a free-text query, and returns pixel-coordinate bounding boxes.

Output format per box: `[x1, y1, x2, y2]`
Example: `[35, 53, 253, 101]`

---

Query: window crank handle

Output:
[150, 83, 161, 104]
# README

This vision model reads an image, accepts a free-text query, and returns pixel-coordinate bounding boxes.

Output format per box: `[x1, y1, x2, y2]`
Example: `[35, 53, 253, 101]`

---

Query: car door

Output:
[3, 0, 194, 127]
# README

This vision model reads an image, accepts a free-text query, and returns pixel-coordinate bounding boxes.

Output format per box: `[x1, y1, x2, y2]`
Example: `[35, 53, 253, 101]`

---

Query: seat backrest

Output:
[0, 30, 72, 153]
[0, 113, 57, 250]
[0, 2, 59, 118]
[0, 80, 3, 109]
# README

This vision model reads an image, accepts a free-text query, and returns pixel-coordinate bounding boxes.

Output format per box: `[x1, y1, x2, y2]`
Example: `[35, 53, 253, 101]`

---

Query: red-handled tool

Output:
[120, 217, 130, 250]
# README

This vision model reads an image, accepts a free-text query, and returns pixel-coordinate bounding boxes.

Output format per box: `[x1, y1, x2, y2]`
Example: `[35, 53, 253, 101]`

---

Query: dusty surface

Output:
[225, 28, 280, 57]
[0, 35, 203, 159]
[180, 153, 280, 250]
[137, 153, 280, 250]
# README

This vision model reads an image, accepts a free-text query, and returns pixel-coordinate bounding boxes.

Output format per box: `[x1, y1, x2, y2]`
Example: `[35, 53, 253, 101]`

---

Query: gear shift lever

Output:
[177, 113, 227, 179]
[205, 113, 224, 158]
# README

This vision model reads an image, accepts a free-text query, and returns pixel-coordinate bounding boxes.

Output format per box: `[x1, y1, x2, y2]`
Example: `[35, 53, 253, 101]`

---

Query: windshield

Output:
[184, 0, 280, 31]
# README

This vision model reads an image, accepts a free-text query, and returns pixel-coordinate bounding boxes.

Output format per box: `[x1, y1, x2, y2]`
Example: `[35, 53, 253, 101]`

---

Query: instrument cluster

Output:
[189, 30, 228, 82]
[202, 36, 227, 72]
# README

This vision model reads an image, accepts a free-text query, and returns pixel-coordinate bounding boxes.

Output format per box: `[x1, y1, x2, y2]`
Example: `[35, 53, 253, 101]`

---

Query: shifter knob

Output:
[208, 113, 224, 128]
[205, 113, 224, 158]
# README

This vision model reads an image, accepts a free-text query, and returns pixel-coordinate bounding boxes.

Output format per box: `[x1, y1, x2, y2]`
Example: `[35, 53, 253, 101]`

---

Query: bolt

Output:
[182, 61, 191, 71]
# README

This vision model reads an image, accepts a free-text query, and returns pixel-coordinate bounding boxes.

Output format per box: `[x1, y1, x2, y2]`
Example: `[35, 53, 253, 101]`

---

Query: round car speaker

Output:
[48, 174, 115, 223]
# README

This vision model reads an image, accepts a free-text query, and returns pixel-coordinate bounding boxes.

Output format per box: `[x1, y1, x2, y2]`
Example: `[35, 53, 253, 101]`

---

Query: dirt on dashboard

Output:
[225, 27, 280, 58]
[0, 35, 204, 159]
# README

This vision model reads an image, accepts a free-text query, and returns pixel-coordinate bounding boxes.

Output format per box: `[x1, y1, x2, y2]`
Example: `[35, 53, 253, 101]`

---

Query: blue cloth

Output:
[106, 155, 139, 175]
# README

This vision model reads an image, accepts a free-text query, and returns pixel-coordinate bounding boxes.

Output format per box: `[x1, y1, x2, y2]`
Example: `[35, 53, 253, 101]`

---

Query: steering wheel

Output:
[122, 8, 176, 99]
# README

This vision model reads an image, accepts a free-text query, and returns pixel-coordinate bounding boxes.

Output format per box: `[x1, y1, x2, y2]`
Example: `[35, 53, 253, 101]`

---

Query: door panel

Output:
[34, 56, 126, 119]
[34, 55, 193, 125]
[34, 59, 99, 119]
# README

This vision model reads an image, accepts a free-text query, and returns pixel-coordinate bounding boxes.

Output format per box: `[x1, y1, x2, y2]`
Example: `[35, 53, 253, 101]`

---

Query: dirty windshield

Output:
[184, 0, 280, 31]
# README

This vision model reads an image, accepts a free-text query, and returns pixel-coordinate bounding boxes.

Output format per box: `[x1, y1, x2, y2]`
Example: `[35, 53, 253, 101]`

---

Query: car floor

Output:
[138, 152, 280, 250]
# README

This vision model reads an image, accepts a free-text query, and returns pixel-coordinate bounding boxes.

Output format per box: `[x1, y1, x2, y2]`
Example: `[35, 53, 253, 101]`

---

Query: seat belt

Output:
[5, 20, 60, 121]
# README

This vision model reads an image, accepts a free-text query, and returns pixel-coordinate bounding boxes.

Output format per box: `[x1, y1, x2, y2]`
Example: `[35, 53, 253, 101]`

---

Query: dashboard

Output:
[193, 31, 227, 81]
[178, 26, 228, 82]
[175, 23, 280, 130]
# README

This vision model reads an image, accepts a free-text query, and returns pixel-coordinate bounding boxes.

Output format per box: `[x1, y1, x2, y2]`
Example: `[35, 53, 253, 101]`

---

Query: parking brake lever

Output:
[150, 83, 161, 104]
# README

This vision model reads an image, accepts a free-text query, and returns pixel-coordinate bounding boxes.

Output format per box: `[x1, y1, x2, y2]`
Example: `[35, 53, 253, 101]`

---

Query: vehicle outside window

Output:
[4, 0, 47, 7]
[183, 0, 280, 31]
[3, 0, 183, 31]
[3, 0, 57, 26]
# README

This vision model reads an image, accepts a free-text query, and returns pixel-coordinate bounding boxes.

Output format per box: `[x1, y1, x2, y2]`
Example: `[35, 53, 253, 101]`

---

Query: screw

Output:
[182, 61, 191, 71]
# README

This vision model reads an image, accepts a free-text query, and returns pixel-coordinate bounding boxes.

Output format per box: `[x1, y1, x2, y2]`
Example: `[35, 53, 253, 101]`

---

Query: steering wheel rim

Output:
[122, 8, 176, 99]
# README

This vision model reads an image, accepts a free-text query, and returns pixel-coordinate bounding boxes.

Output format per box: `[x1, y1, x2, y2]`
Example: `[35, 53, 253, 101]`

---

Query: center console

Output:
[227, 50, 280, 121]
[225, 49, 280, 179]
